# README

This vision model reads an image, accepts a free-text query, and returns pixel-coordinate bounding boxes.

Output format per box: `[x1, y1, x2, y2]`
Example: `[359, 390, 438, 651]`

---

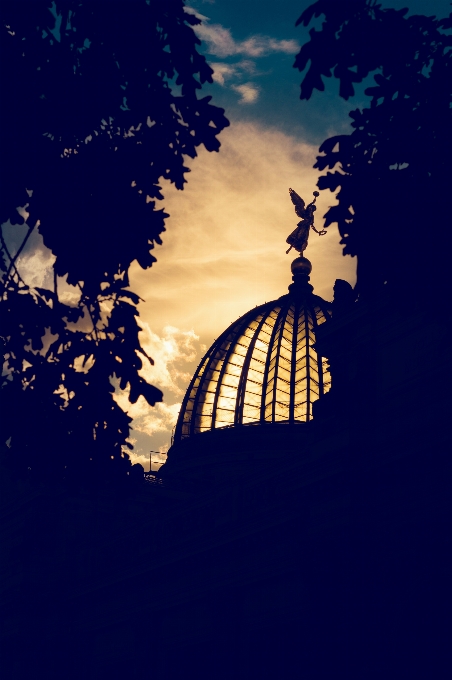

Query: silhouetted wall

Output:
[2, 288, 451, 679]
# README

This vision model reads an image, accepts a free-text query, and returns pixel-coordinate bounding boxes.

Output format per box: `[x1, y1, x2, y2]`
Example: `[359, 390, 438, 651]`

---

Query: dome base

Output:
[161, 421, 310, 483]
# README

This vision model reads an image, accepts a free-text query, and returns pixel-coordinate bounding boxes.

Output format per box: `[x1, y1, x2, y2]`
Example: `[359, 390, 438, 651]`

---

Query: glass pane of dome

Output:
[174, 290, 332, 442]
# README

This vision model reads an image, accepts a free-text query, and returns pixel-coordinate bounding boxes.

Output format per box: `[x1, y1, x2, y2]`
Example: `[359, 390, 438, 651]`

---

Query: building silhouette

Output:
[1, 245, 451, 679]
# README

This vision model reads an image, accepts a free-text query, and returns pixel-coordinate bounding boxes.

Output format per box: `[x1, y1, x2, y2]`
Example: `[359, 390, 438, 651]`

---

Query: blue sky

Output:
[186, 0, 451, 140]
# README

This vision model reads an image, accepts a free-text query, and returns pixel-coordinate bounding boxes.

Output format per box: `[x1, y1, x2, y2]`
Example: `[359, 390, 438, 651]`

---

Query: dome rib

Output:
[269, 300, 289, 422]
[312, 304, 325, 398]
[304, 307, 312, 421]
[289, 303, 299, 422]
[235, 309, 274, 426]
[174, 291, 332, 444]
[260, 301, 287, 423]
[210, 312, 256, 431]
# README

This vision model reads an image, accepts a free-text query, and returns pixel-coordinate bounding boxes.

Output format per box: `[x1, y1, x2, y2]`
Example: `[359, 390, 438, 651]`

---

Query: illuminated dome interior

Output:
[173, 263, 332, 443]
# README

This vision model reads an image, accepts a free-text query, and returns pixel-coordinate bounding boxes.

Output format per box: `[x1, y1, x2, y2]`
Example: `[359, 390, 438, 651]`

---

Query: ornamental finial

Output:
[286, 189, 326, 255]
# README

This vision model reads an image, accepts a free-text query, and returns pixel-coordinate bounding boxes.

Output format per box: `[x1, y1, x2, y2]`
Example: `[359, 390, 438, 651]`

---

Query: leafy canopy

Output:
[0, 0, 229, 483]
[295, 0, 452, 296]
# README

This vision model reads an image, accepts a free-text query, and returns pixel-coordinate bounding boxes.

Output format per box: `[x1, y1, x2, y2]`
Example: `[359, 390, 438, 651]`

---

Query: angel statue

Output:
[286, 188, 325, 255]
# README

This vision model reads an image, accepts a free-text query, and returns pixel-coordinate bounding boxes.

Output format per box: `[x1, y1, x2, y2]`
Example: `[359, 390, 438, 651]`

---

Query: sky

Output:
[6, 0, 451, 471]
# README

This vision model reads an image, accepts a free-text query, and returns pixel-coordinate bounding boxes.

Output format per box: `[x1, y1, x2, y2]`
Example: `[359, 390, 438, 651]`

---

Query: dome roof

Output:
[173, 259, 332, 443]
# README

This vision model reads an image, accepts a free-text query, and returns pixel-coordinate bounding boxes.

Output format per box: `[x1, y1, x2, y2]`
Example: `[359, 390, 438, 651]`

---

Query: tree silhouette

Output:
[0, 1, 229, 484]
[295, 1, 452, 297]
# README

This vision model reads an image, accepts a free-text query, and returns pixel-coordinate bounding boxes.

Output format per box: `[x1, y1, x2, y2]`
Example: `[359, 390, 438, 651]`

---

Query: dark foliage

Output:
[295, 1, 452, 296]
[0, 1, 229, 483]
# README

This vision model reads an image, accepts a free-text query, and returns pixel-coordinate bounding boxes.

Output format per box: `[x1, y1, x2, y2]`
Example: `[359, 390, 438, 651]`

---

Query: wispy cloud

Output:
[211, 62, 260, 101]
[231, 83, 260, 104]
[210, 62, 237, 86]
[185, 6, 299, 105]
[184, 6, 209, 21]
[191, 18, 299, 58]
[210, 60, 253, 85]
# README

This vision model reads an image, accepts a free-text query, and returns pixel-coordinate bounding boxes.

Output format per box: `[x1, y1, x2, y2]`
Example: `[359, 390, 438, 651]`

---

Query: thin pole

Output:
[149, 450, 165, 475]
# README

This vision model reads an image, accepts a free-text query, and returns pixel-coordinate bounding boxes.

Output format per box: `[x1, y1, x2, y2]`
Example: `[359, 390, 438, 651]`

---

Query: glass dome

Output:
[173, 260, 332, 442]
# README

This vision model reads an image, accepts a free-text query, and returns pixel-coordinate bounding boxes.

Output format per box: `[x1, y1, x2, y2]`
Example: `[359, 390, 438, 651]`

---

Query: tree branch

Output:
[0, 222, 36, 297]
[78, 283, 100, 345]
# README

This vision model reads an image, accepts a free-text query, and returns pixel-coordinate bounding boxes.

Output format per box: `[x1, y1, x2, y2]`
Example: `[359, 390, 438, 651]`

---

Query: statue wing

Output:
[289, 188, 306, 219]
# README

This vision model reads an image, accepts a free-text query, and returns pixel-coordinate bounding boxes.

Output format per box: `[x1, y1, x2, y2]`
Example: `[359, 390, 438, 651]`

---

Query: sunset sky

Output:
[126, 0, 450, 471]
[8, 0, 450, 471]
